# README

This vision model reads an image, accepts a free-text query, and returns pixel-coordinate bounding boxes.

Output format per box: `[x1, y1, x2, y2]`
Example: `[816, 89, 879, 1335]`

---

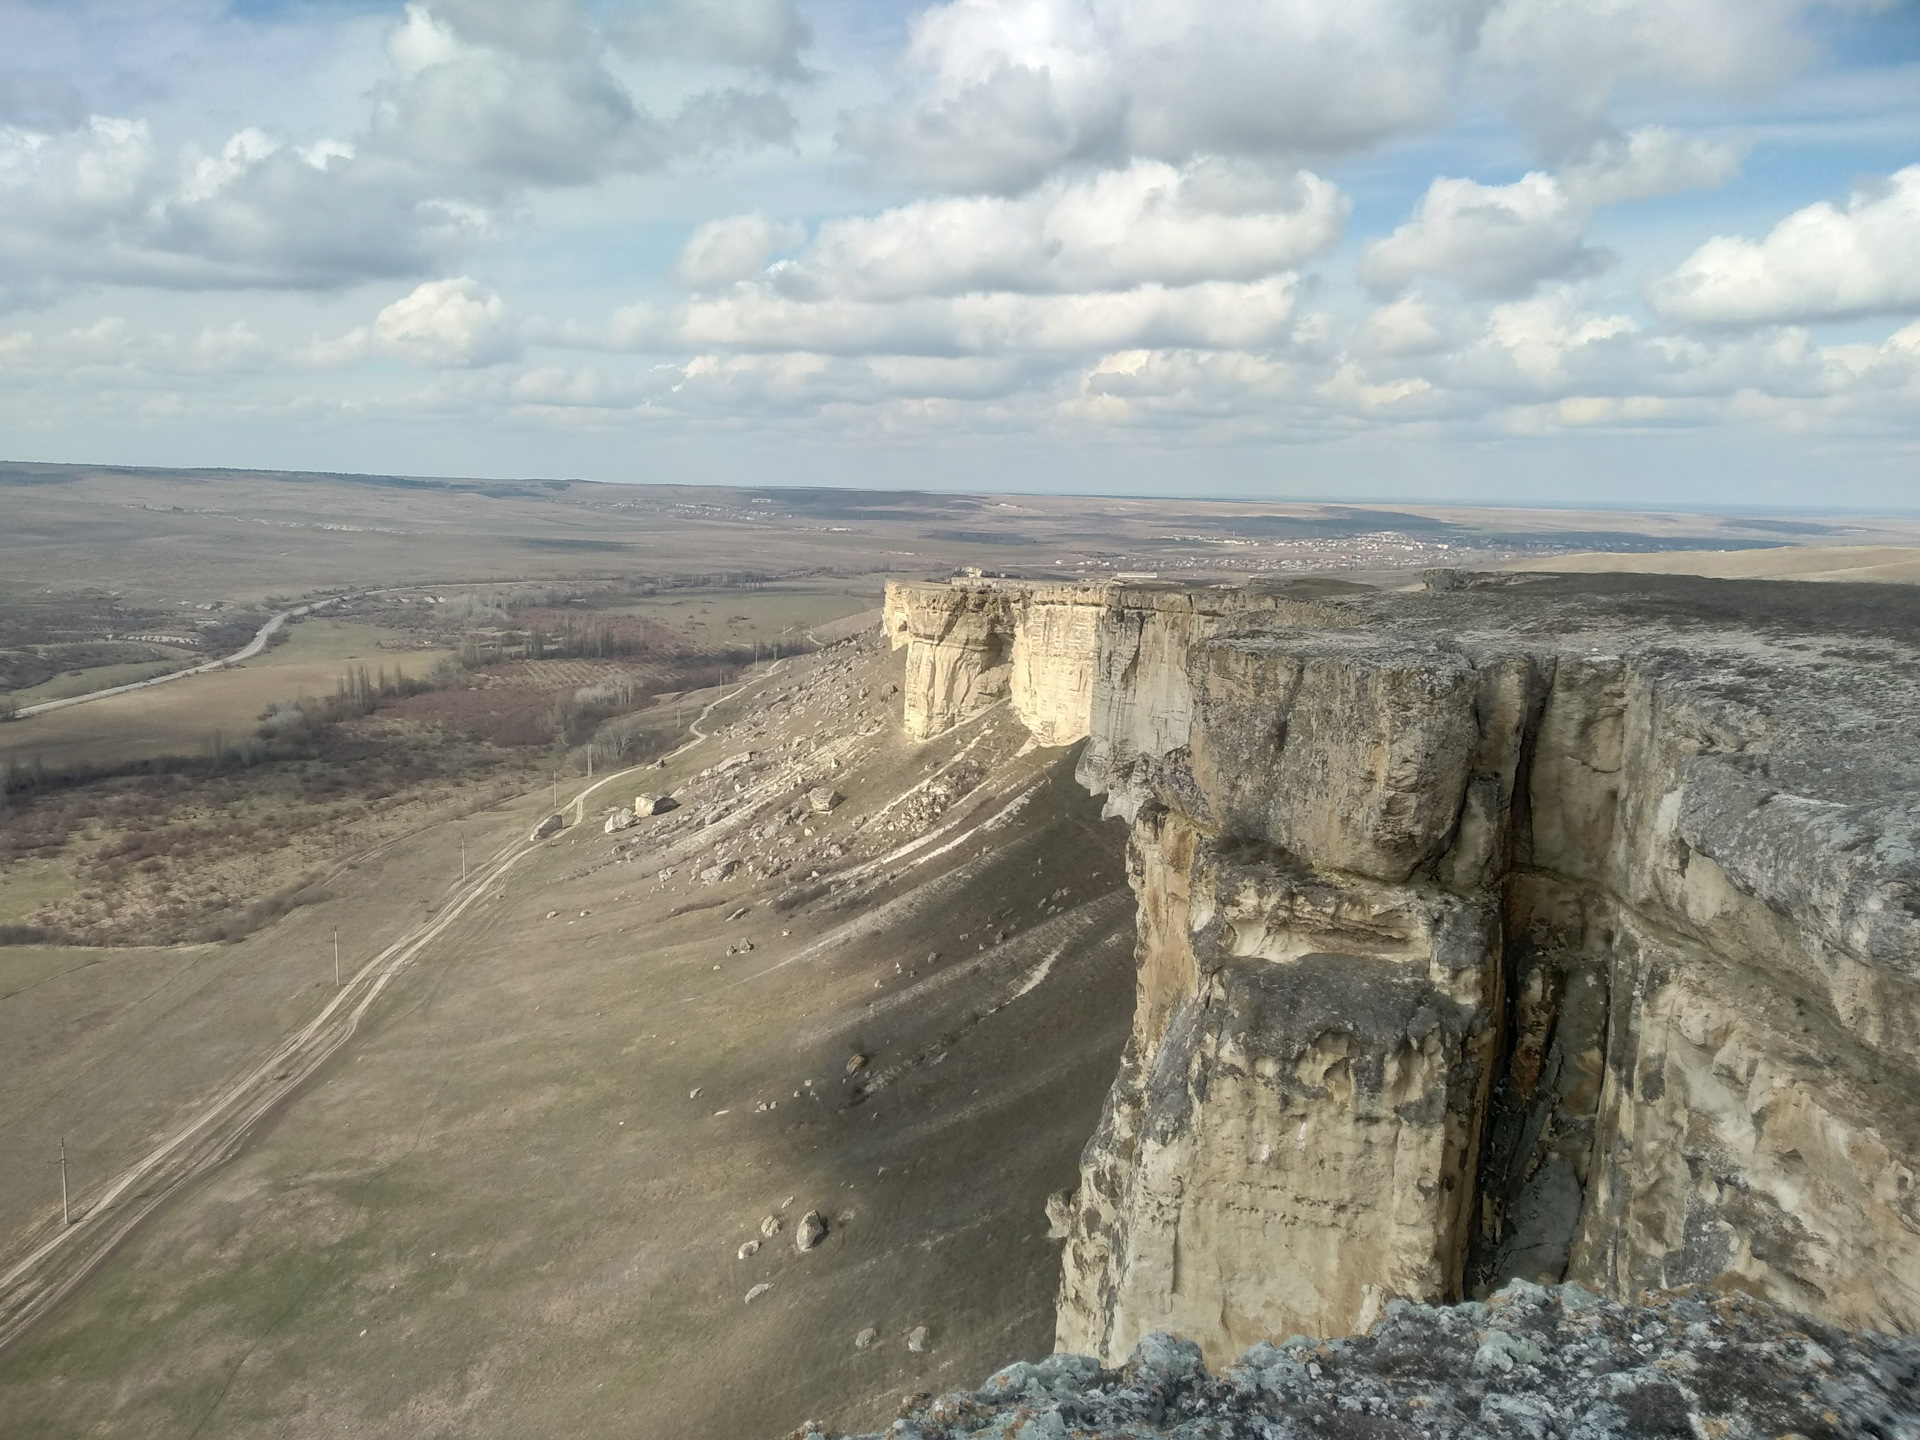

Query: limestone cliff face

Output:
[890, 573, 1920, 1366]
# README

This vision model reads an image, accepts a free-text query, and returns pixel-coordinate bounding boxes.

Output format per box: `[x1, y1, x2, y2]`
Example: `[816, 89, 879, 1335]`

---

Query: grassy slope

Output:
[0, 637, 1137, 1439]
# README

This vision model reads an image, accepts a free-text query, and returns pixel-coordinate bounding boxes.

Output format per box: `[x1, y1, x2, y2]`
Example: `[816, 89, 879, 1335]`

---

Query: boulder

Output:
[636, 793, 679, 816]
[530, 813, 564, 840]
[794, 1209, 827, 1252]
[808, 787, 842, 814]
[603, 807, 636, 834]
[698, 859, 738, 885]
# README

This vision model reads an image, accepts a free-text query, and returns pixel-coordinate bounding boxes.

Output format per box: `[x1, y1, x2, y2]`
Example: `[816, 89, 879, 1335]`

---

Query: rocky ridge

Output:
[883, 572, 1920, 1369]
[816, 1280, 1920, 1440]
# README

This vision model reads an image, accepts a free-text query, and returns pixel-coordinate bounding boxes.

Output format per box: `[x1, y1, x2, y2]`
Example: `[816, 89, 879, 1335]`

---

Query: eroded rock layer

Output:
[886, 573, 1920, 1367]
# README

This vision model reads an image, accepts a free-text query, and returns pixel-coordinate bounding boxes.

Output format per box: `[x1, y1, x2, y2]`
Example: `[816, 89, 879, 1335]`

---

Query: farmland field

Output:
[0, 619, 449, 774]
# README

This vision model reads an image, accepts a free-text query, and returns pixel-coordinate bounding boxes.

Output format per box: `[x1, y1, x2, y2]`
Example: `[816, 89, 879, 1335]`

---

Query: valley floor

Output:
[0, 632, 1136, 1438]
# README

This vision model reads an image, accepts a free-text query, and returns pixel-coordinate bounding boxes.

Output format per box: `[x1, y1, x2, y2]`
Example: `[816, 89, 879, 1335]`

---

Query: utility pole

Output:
[460, 831, 468, 883]
[333, 928, 341, 988]
[58, 1138, 70, 1226]
[553, 772, 559, 810]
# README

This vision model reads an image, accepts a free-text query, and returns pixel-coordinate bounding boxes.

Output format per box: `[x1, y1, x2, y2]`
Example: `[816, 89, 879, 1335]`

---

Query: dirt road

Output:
[15, 596, 346, 720]
[0, 659, 790, 1358]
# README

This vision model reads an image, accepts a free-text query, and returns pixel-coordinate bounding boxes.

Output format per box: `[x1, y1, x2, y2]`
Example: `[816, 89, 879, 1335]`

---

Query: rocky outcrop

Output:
[885, 580, 1248, 748]
[888, 572, 1920, 1367]
[820, 1281, 1920, 1440]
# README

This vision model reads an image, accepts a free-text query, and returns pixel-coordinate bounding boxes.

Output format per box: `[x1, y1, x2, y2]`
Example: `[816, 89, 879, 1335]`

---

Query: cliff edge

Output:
[885, 571, 1920, 1367]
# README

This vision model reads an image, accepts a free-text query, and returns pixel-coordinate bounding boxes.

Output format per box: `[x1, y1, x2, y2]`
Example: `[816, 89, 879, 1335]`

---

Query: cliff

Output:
[885, 573, 1920, 1367]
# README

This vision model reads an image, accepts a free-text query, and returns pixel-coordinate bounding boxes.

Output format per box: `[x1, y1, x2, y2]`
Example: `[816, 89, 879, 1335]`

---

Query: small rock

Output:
[545, 910, 560, 920]
[794, 1209, 827, 1252]
[698, 859, 739, 885]
[846, 1053, 868, 1076]
[760, 1215, 783, 1239]
[688, 1088, 702, 1099]
[854, 1327, 878, 1350]
[737, 1239, 760, 1260]
[726, 906, 749, 922]
[808, 787, 843, 814]
[744, 1283, 771, 1304]
[907, 1326, 930, 1353]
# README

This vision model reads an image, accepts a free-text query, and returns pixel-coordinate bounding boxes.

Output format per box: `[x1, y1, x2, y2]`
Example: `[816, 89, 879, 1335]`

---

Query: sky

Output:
[2, 0, 1918, 508]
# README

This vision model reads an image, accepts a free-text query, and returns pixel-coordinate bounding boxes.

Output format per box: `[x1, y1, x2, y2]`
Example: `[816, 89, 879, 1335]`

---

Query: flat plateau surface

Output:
[1504, 542, 1920, 584]
[9, 463, 1918, 608]
[0, 636, 1136, 1439]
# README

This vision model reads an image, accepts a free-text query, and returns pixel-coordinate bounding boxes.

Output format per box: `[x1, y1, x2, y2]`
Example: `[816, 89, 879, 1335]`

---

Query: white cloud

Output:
[840, 0, 1459, 192]
[0, 115, 489, 293]
[840, 0, 1861, 193]
[1649, 165, 1920, 326]
[769, 160, 1345, 300]
[610, 0, 813, 78]
[1359, 172, 1606, 298]
[0, 0, 801, 300]
[374, 2, 795, 185]
[1361, 295, 1460, 356]
[675, 276, 1302, 356]
[1560, 126, 1742, 208]
[672, 212, 807, 290]
[1476, 292, 1638, 387]
[373, 276, 520, 366]
[1474, 0, 1876, 149]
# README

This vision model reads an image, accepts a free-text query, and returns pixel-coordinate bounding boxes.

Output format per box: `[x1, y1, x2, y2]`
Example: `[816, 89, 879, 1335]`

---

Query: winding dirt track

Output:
[0, 662, 785, 1360]
[14, 596, 347, 720]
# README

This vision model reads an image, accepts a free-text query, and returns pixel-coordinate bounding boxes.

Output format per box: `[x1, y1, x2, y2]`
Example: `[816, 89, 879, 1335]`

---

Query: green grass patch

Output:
[12, 657, 197, 704]
[0, 864, 79, 926]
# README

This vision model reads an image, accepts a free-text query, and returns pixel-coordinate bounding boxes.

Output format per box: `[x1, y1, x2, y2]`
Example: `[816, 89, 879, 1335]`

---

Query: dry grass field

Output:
[602, 579, 885, 652]
[0, 639, 1137, 1438]
[1503, 542, 1920, 584]
[0, 619, 448, 774]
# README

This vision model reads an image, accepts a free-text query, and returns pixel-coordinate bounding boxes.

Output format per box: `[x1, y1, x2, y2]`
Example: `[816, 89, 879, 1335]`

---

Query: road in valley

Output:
[14, 596, 347, 720]
[0, 658, 792, 1360]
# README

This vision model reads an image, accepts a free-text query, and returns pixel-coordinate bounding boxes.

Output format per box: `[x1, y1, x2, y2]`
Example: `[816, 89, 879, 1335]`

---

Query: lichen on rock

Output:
[818, 1282, 1920, 1440]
